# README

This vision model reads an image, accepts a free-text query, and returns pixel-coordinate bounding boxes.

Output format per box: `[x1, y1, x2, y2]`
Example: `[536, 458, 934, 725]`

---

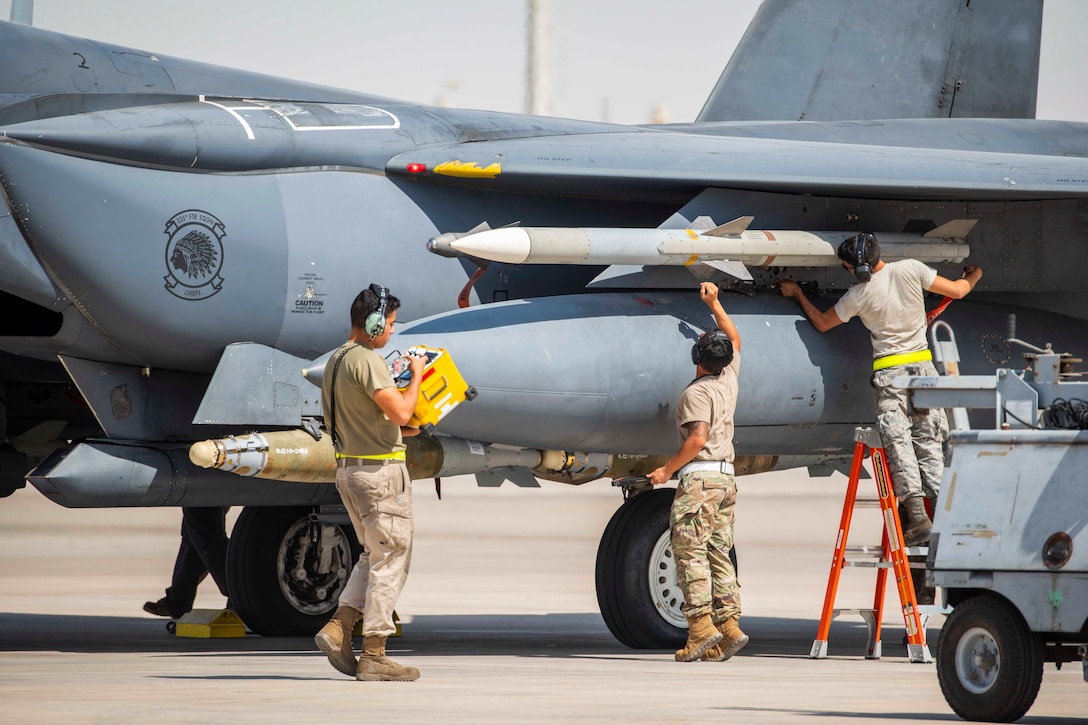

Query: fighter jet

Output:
[2, 0, 1086, 647]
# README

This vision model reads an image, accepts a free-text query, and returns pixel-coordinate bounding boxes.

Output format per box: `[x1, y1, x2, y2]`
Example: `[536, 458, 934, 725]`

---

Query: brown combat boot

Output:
[314, 604, 362, 677]
[702, 617, 749, 662]
[357, 635, 420, 681]
[717, 616, 749, 660]
[902, 497, 933, 547]
[675, 613, 723, 662]
[701, 642, 724, 662]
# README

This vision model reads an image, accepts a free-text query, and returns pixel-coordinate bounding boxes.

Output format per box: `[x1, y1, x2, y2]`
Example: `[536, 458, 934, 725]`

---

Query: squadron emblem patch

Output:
[163, 210, 226, 300]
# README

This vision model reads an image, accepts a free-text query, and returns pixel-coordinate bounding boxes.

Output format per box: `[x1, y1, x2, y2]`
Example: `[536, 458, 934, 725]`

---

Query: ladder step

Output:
[843, 560, 894, 569]
[845, 546, 928, 558]
[845, 544, 883, 555]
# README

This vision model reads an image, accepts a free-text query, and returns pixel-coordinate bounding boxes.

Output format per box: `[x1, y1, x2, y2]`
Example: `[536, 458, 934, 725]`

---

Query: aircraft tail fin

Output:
[697, 0, 1043, 122]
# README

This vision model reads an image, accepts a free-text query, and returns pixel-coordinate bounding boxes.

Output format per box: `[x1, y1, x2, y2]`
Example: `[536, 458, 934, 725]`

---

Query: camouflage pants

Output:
[670, 471, 740, 622]
[336, 460, 414, 638]
[873, 360, 948, 501]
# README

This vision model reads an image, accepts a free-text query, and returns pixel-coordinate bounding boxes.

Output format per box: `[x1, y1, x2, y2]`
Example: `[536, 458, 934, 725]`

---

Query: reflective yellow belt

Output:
[335, 451, 406, 461]
[872, 349, 932, 372]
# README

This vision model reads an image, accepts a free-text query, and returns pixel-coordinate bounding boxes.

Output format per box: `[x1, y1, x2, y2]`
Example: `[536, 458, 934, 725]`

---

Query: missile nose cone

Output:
[427, 232, 461, 258]
[189, 439, 223, 469]
[449, 227, 532, 264]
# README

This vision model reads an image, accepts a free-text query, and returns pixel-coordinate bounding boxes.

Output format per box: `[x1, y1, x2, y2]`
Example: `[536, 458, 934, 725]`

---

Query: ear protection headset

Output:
[853, 233, 873, 283]
[691, 330, 733, 366]
[363, 284, 389, 337]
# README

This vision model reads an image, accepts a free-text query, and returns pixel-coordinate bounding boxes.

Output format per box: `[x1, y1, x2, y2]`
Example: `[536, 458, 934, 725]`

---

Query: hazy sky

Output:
[3, 0, 1087, 124]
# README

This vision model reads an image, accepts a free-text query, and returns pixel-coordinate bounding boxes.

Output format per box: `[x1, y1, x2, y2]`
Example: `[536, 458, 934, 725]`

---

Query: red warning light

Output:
[407, 163, 428, 174]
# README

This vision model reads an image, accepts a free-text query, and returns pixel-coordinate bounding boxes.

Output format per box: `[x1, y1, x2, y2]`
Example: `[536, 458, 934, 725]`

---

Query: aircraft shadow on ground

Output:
[0, 611, 900, 659]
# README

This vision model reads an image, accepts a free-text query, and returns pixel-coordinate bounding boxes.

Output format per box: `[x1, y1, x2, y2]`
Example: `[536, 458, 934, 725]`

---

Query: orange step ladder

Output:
[809, 427, 932, 663]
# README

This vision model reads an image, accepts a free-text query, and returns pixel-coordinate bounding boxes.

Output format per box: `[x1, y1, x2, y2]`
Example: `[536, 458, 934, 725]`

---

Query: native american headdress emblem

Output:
[163, 210, 226, 300]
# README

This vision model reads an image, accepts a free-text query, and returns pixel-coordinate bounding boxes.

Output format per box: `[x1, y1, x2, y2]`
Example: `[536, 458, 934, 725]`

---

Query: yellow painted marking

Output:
[686, 229, 699, 239]
[434, 160, 502, 178]
[683, 254, 700, 266]
[944, 472, 957, 511]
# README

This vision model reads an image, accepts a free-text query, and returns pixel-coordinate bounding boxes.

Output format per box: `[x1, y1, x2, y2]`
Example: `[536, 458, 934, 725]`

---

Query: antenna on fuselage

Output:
[9, 0, 33, 25]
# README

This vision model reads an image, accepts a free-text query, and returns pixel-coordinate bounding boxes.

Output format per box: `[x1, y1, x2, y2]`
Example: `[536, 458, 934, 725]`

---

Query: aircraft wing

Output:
[388, 131, 1088, 202]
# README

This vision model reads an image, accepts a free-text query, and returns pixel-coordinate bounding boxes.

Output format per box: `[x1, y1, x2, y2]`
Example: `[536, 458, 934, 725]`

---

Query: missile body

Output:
[440, 226, 970, 267]
[189, 429, 670, 486]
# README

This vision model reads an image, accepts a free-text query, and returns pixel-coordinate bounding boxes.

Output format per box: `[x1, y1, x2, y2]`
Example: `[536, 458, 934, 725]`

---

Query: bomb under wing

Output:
[188, 429, 669, 486]
[435, 221, 973, 268]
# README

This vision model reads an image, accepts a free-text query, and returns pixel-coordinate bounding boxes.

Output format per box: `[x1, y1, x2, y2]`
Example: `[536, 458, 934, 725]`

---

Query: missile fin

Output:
[696, 259, 753, 282]
[587, 265, 701, 289]
[475, 471, 505, 487]
[475, 467, 541, 488]
[498, 466, 542, 487]
[688, 215, 718, 231]
[923, 219, 977, 239]
[12, 421, 67, 460]
[704, 216, 755, 237]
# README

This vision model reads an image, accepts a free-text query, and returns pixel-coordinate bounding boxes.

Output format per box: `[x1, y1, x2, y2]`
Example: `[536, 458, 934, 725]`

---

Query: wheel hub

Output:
[955, 626, 1001, 694]
[275, 519, 353, 615]
[647, 529, 687, 628]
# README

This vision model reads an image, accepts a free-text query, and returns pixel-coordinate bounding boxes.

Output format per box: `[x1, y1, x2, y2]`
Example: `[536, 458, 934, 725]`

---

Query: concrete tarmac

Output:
[1, 470, 1084, 724]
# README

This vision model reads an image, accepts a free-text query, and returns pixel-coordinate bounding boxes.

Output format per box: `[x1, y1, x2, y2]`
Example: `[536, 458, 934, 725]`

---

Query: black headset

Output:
[691, 330, 734, 367]
[853, 233, 873, 283]
[363, 284, 389, 337]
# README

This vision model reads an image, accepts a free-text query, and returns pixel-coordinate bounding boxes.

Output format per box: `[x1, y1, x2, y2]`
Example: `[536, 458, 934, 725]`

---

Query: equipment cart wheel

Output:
[227, 506, 363, 636]
[936, 595, 1043, 722]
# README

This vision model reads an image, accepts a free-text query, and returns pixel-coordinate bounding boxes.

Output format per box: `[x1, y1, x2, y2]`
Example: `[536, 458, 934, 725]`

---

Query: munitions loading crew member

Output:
[648, 281, 749, 663]
[779, 233, 982, 546]
[142, 506, 231, 620]
[316, 284, 427, 682]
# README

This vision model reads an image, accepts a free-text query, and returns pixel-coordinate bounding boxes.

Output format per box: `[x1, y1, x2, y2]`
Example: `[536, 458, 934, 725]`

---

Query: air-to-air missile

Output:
[188, 429, 671, 486]
[429, 218, 974, 268]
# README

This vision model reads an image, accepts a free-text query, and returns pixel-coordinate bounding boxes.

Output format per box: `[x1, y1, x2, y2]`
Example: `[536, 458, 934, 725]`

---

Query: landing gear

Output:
[937, 595, 1043, 723]
[596, 488, 686, 649]
[226, 506, 362, 636]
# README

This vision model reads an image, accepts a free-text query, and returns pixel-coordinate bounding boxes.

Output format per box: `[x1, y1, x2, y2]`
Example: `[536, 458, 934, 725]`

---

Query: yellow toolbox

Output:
[391, 346, 476, 431]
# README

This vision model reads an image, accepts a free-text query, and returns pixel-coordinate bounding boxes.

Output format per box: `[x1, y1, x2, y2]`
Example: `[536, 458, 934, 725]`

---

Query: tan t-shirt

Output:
[321, 343, 404, 456]
[833, 259, 937, 358]
[675, 350, 740, 463]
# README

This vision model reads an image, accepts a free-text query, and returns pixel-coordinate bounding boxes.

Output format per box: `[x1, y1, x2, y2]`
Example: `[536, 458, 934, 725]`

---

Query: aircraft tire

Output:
[227, 506, 363, 637]
[595, 487, 687, 649]
[936, 594, 1043, 722]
